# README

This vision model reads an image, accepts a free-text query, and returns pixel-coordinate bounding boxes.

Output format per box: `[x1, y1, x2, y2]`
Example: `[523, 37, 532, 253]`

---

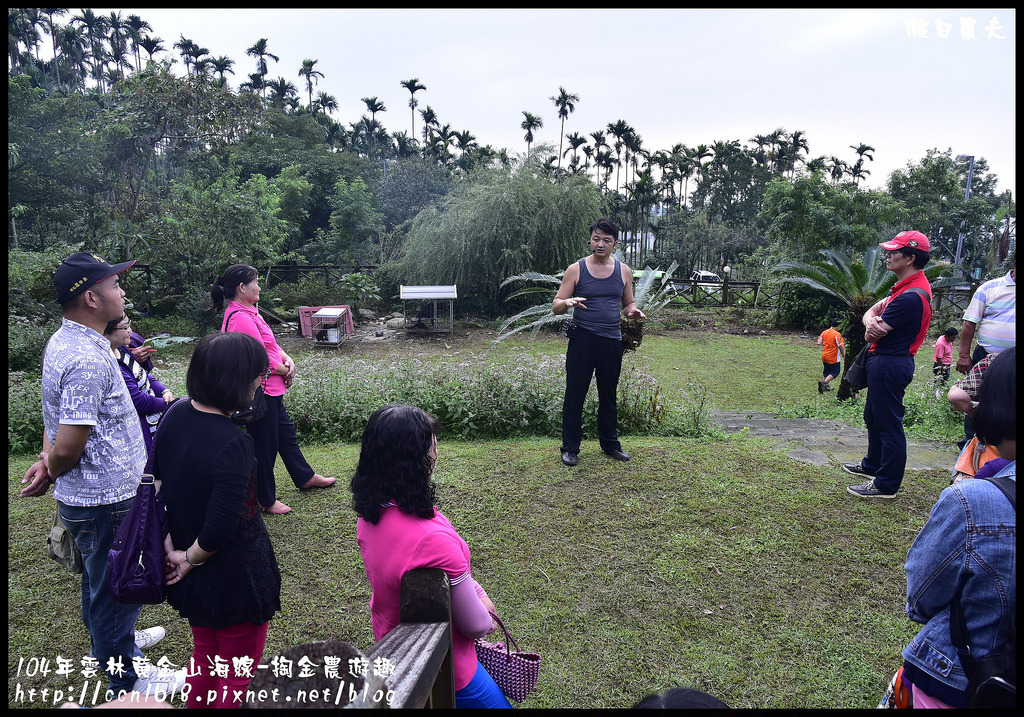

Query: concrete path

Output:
[712, 411, 960, 472]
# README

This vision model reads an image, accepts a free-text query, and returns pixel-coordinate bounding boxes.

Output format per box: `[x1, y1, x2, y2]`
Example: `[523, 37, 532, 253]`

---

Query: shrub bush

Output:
[774, 283, 846, 331]
[9, 372, 43, 455]
[8, 318, 57, 372]
[283, 351, 705, 444]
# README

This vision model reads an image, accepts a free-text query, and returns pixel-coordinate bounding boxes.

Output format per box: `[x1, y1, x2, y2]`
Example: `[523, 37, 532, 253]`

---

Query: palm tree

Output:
[124, 14, 151, 72]
[520, 111, 543, 154]
[766, 127, 788, 174]
[246, 38, 279, 99]
[805, 156, 828, 175]
[400, 78, 427, 139]
[210, 56, 235, 86]
[313, 90, 338, 117]
[607, 119, 630, 191]
[72, 9, 108, 91]
[549, 86, 579, 170]
[851, 143, 875, 164]
[849, 143, 876, 187]
[267, 76, 298, 110]
[298, 58, 324, 110]
[173, 35, 198, 74]
[828, 156, 849, 183]
[689, 144, 712, 208]
[361, 96, 386, 124]
[138, 34, 164, 66]
[40, 8, 68, 84]
[59, 24, 89, 88]
[564, 132, 587, 172]
[774, 246, 945, 399]
[419, 105, 438, 146]
[104, 11, 129, 81]
[589, 130, 608, 183]
[788, 129, 810, 178]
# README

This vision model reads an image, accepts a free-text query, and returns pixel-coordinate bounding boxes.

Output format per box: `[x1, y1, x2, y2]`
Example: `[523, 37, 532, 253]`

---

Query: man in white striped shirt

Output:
[957, 262, 1015, 373]
[956, 260, 1014, 447]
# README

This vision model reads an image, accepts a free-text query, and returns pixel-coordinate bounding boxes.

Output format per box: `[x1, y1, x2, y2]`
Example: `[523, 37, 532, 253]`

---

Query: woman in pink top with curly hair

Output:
[352, 404, 512, 709]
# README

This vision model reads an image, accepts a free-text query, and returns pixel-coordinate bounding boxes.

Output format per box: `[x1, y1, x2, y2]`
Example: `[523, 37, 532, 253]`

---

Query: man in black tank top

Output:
[553, 217, 646, 466]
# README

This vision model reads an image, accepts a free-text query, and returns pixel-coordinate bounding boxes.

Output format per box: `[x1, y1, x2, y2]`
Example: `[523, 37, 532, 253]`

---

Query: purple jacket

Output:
[116, 347, 169, 458]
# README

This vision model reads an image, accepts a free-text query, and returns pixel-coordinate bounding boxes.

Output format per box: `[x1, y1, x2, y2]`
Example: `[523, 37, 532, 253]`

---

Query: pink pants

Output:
[911, 683, 955, 709]
[187, 621, 269, 709]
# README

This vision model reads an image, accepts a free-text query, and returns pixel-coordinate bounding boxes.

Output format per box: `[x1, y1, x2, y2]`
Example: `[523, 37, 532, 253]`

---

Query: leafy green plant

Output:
[8, 372, 42, 454]
[493, 256, 679, 347]
[336, 272, 382, 312]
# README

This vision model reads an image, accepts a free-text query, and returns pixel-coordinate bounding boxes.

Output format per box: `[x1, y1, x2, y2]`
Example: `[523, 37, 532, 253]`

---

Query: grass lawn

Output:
[7, 326, 957, 709]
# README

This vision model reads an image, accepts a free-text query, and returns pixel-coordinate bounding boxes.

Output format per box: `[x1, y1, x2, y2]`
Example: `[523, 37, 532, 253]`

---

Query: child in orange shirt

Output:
[817, 318, 845, 393]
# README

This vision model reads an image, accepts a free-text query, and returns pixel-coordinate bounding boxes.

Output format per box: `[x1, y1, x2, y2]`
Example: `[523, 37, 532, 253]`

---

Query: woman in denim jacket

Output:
[901, 347, 1015, 708]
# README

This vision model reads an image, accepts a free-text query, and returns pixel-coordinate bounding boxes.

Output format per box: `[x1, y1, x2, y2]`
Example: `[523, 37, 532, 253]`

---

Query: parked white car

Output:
[690, 270, 722, 284]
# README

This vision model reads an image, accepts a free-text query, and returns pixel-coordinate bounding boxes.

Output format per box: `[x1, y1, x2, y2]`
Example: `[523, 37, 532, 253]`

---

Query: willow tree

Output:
[398, 155, 604, 314]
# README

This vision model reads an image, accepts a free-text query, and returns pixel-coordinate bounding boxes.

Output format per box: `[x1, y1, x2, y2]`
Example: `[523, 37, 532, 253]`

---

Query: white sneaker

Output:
[134, 626, 166, 650]
[133, 665, 187, 697]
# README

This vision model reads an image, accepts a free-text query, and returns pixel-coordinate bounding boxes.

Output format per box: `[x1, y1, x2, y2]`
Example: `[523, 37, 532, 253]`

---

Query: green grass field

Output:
[7, 327, 960, 708]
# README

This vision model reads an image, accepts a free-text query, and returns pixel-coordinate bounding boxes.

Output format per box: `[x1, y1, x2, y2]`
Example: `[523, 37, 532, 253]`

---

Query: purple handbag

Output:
[475, 612, 541, 703]
[107, 399, 181, 604]
[107, 473, 169, 604]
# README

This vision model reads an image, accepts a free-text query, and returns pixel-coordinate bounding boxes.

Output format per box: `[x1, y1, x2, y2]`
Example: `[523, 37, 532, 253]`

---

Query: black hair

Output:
[944, 327, 959, 340]
[589, 217, 620, 241]
[186, 332, 268, 414]
[831, 318, 840, 327]
[633, 688, 729, 709]
[973, 346, 1015, 448]
[102, 315, 127, 336]
[210, 264, 259, 312]
[350, 404, 440, 524]
[898, 248, 930, 269]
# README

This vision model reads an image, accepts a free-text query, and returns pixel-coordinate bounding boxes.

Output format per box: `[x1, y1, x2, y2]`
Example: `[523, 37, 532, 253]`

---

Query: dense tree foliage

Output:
[7, 6, 1014, 335]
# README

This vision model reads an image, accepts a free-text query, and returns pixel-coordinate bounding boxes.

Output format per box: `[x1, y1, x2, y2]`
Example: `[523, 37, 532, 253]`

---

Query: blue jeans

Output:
[861, 354, 915, 494]
[58, 498, 144, 693]
[455, 661, 513, 709]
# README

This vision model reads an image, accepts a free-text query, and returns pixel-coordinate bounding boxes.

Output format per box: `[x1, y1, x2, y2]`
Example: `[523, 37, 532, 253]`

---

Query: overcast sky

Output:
[96, 8, 1015, 196]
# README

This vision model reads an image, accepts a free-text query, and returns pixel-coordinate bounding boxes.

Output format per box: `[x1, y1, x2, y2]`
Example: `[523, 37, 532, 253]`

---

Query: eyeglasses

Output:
[116, 319, 131, 331]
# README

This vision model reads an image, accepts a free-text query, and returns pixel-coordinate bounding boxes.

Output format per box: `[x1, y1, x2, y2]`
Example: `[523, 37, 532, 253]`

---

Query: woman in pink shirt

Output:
[212, 265, 335, 515]
[352, 405, 512, 708]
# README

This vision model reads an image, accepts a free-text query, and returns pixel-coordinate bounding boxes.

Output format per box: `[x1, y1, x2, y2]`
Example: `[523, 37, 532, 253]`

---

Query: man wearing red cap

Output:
[844, 231, 933, 498]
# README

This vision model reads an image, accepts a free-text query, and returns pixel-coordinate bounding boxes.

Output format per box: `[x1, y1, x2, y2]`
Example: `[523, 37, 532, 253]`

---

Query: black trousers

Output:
[245, 393, 314, 507]
[561, 328, 623, 454]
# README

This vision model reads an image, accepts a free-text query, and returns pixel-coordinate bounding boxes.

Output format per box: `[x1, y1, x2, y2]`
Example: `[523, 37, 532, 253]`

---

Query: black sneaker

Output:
[847, 479, 897, 499]
[818, 381, 826, 394]
[561, 451, 578, 467]
[842, 462, 875, 478]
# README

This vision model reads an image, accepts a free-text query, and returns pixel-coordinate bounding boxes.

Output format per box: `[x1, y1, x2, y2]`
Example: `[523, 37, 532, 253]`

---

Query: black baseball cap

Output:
[54, 252, 137, 304]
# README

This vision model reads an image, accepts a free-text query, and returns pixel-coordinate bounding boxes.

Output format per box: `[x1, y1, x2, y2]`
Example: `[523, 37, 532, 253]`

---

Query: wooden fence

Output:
[264, 263, 375, 289]
[668, 280, 776, 308]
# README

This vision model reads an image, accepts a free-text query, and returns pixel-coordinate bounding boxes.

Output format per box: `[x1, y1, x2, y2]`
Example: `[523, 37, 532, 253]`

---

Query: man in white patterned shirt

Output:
[20, 252, 182, 699]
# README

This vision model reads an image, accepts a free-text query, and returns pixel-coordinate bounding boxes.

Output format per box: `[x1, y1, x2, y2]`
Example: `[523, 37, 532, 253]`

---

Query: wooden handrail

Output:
[363, 568, 456, 709]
